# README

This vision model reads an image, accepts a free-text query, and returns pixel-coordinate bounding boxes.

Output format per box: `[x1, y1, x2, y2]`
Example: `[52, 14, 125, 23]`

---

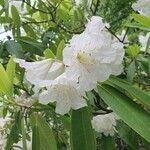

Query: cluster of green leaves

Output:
[95, 0, 137, 31]
[0, 0, 150, 150]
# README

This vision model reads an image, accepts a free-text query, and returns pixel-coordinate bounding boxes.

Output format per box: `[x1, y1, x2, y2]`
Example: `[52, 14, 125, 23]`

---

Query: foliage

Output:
[0, 0, 150, 150]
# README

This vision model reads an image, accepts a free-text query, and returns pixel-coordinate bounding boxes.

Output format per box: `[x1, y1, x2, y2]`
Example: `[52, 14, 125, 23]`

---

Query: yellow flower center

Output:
[76, 51, 96, 70]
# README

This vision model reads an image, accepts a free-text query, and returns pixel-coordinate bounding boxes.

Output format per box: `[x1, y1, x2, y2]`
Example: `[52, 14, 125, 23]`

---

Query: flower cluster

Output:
[132, 0, 150, 17]
[91, 113, 119, 136]
[15, 16, 124, 115]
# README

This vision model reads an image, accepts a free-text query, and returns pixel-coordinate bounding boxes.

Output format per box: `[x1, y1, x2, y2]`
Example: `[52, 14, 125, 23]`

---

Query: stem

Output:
[23, 0, 49, 14]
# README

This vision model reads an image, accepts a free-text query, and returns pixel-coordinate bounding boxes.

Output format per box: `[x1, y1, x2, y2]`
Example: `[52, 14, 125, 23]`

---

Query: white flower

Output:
[110, 39, 124, 75]
[63, 16, 124, 91]
[139, 32, 150, 51]
[0, 117, 12, 149]
[15, 58, 65, 87]
[0, 117, 11, 129]
[15, 93, 33, 107]
[0, 135, 6, 150]
[132, 0, 150, 17]
[75, 0, 82, 5]
[39, 74, 87, 115]
[85, 16, 106, 34]
[91, 113, 118, 136]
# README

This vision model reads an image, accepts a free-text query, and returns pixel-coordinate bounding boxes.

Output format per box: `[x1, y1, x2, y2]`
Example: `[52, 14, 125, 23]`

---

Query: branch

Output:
[55, 0, 64, 10]
[23, 0, 49, 14]
[23, 19, 52, 25]
[93, 111, 112, 116]
[105, 26, 122, 43]
[58, 24, 84, 34]
[92, 90, 113, 113]
[121, 27, 129, 43]
[46, 0, 55, 9]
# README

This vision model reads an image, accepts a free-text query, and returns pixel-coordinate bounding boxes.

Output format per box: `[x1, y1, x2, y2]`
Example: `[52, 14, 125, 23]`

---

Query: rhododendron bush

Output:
[0, 0, 150, 149]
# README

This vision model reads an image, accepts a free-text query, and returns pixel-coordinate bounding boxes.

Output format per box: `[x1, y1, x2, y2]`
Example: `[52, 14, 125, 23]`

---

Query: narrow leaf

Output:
[30, 113, 57, 150]
[5, 40, 24, 58]
[0, 64, 12, 96]
[101, 135, 115, 150]
[6, 57, 16, 84]
[117, 121, 139, 149]
[109, 76, 150, 107]
[127, 60, 136, 82]
[44, 48, 55, 59]
[98, 84, 150, 142]
[11, 5, 21, 26]
[71, 107, 96, 150]
[133, 14, 150, 27]
[32, 126, 40, 150]
[21, 117, 27, 150]
[56, 40, 65, 60]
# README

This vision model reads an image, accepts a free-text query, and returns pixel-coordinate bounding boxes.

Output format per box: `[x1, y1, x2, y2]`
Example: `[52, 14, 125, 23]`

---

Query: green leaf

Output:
[98, 84, 150, 142]
[11, 5, 21, 26]
[5, 111, 22, 150]
[0, 42, 4, 57]
[0, 64, 12, 96]
[21, 117, 27, 150]
[126, 23, 150, 31]
[23, 24, 37, 39]
[30, 113, 57, 150]
[117, 121, 139, 149]
[60, 116, 71, 131]
[109, 76, 150, 107]
[18, 37, 46, 55]
[0, 16, 12, 23]
[101, 135, 115, 150]
[6, 57, 16, 84]
[139, 57, 150, 74]
[56, 40, 65, 60]
[32, 126, 40, 150]
[0, 0, 4, 6]
[44, 48, 55, 59]
[127, 60, 136, 82]
[126, 44, 140, 57]
[5, 124, 19, 150]
[71, 107, 96, 150]
[5, 40, 24, 58]
[132, 14, 150, 27]
[145, 34, 150, 54]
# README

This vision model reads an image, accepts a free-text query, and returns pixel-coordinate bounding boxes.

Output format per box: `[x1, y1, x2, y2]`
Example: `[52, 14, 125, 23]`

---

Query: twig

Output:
[46, 0, 55, 9]
[93, 112, 111, 116]
[121, 27, 129, 43]
[23, 0, 49, 14]
[92, 90, 113, 113]
[23, 19, 52, 25]
[58, 24, 84, 34]
[105, 26, 122, 42]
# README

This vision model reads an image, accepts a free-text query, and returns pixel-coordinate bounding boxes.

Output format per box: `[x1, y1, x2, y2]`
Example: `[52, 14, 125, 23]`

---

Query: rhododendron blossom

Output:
[15, 58, 65, 87]
[132, 0, 150, 17]
[91, 113, 119, 136]
[139, 32, 150, 51]
[14, 16, 124, 115]
[39, 74, 87, 115]
[63, 16, 124, 91]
